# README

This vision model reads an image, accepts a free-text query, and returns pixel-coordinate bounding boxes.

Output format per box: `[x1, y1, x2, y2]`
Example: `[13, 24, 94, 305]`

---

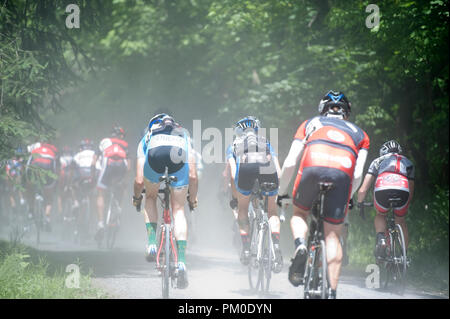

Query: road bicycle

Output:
[136, 167, 181, 298]
[73, 178, 95, 245]
[302, 182, 333, 299]
[102, 185, 122, 249]
[360, 197, 409, 294]
[247, 180, 280, 293]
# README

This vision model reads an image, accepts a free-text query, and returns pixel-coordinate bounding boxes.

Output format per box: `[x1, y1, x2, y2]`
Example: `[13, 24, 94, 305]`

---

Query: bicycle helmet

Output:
[234, 116, 261, 135]
[318, 91, 351, 118]
[112, 125, 125, 138]
[379, 140, 402, 157]
[79, 139, 94, 151]
[148, 113, 177, 134]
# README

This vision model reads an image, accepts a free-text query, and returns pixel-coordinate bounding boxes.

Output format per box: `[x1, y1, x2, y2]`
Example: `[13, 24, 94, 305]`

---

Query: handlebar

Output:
[358, 201, 373, 220]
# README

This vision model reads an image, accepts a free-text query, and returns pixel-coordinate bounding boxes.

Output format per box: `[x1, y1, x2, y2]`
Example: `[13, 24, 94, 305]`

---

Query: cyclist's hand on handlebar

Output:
[187, 195, 198, 211]
[277, 194, 290, 207]
[348, 198, 354, 210]
[132, 194, 143, 212]
[357, 202, 365, 220]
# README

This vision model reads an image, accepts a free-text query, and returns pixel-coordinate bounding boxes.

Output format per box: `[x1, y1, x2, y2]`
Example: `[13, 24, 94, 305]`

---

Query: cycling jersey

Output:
[6, 158, 23, 178]
[25, 143, 59, 188]
[227, 132, 278, 196]
[97, 137, 128, 190]
[292, 116, 370, 224]
[368, 154, 414, 217]
[138, 125, 190, 188]
[367, 154, 415, 180]
[73, 149, 96, 183]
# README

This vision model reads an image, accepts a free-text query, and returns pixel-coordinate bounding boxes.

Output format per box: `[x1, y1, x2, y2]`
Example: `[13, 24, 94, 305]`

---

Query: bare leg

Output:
[324, 222, 343, 291]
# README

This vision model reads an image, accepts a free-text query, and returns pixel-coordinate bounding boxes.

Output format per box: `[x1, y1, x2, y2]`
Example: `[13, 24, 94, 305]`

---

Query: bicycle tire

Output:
[381, 231, 393, 290]
[162, 226, 170, 299]
[392, 224, 407, 294]
[35, 199, 42, 246]
[248, 217, 259, 291]
[319, 240, 329, 299]
[263, 225, 273, 292]
[303, 247, 315, 299]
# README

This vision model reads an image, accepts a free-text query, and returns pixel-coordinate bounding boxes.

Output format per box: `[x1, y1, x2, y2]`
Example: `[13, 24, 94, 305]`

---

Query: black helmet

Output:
[318, 91, 351, 118]
[112, 125, 125, 138]
[379, 140, 402, 156]
[79, 139, 94, 151]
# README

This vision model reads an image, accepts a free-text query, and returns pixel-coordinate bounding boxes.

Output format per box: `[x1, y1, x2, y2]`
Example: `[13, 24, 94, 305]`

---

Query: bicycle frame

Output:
[303, 182, 332, 299]
[248, 181, 277, 293]
[155, 167, 179, 299]
[379, 198, 408, 292]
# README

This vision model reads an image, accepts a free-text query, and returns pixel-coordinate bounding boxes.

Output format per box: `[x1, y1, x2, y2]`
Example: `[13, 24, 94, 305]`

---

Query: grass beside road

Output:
[0, 240, 109, 299]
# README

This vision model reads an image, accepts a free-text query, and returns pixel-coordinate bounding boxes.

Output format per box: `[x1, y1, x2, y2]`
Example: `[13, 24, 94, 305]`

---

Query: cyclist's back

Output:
[367, 148, 414, 216]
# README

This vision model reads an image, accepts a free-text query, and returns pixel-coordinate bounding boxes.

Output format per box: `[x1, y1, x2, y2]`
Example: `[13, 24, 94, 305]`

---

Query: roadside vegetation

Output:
[0, 241, 108, 299]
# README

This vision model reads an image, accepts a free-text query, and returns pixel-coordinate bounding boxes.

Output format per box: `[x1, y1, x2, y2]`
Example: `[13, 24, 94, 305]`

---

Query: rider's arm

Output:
[357, 173, 375, 204]
[278, 139, 305, 196]
[188, 145, 198, 202]
[134, 141, 145, 199]
[408, 180, 414, 203]
[351, 148, 368, 197]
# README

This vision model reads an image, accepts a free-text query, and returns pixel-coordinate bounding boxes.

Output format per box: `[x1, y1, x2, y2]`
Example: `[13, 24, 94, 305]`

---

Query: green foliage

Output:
[0, 243, 107, 298]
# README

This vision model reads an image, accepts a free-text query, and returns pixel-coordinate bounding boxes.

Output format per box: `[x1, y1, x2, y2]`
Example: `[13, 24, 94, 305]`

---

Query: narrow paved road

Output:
[1, 212, 446, 300]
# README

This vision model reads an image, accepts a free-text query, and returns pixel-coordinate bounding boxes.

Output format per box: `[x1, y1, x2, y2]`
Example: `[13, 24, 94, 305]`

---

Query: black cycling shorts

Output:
[235, 160, 278, 196]
[293, 166, 351, 224]
[97, 159, 127, 190]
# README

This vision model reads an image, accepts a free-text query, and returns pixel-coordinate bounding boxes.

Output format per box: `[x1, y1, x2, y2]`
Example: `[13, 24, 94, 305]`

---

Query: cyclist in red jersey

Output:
[357, 140, 414, 260]
[95, 125, 130, 243]
[25, 142, 60, 231]
[277, 91, 370, 299]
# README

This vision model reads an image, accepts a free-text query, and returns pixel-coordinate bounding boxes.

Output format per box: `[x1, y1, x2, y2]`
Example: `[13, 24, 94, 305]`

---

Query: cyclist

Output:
[57, 145, 74, 221]
[5, 149, 26, 215]
[95, 126, 130, 244]
[72, 139, 97, 209]
[277, 91, 370, 299]
[357, 140, 414, 260]
[227, 116, 283, 273]
[132, 113, 198, 289]
[25, 142, 60, 232]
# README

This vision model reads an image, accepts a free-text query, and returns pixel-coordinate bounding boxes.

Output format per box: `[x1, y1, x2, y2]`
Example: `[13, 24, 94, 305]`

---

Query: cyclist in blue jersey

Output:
[227, 116, 283, 273]
[132, 114, 198, 289]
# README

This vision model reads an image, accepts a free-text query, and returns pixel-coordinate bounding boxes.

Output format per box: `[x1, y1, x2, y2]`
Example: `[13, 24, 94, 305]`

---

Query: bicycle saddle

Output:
[318, 182, 334, 191]
[261, 182, 277, 193]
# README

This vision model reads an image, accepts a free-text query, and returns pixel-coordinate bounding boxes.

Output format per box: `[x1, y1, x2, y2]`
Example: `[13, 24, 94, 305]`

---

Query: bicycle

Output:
[360, 197, 409, 294]
[73, 178, 95, 245]
[247, 180, 280, 293]
[137, 167, 181, 299]
[302, 182, 333, 299]
[101, 186, 122, 250]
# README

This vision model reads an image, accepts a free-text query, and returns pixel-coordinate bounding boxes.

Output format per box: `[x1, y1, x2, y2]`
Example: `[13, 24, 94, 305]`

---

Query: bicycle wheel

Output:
[248, 221, 262, 291]
[380, 231, 393, 290]
[303, 247, 315, 299]
[262, 225, 273, 292]
[319, 240, 329, 299]
[35, 199, 42, 246]
[162, 226, 170, 299]
[392, 224, 407, 294]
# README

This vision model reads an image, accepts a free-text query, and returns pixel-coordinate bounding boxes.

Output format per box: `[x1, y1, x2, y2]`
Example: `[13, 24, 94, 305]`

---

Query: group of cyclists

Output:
[0, 89, 415, 298]
[130, 90, 415, 298]
[0, 126, 130, 246]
